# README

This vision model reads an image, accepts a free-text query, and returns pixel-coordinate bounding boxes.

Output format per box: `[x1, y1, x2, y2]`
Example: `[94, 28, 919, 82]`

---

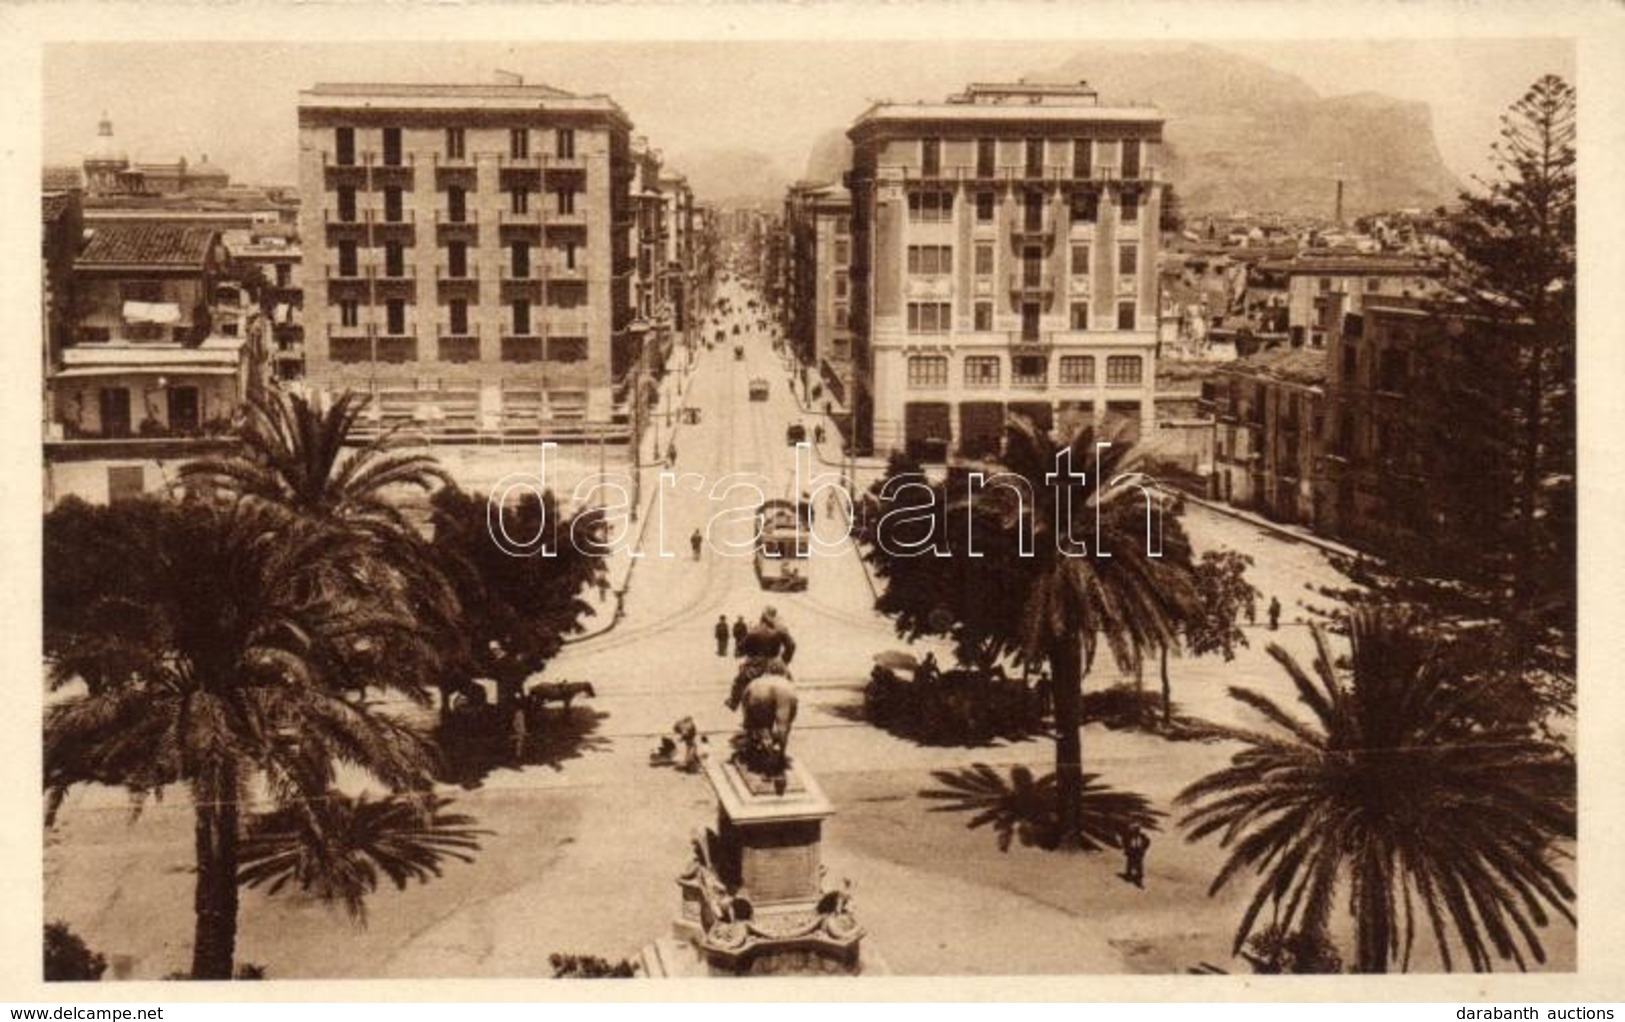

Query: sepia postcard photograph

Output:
[6, 0, 1625, 1004]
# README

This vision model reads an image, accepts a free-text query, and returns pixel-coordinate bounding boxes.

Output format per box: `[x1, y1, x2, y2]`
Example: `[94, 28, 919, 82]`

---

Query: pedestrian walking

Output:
[1268, 596, 1282, 631]
[1246, 596, 1257, 627]
[691, 527, 704, 561]
[510, 699, 530, 763]
[814, 424, 826, 445]
[1122, 824, 1151, 888]
[666, 440, 677, 468]
[714, 615, 730, 657]
[732, 616, 749, 657]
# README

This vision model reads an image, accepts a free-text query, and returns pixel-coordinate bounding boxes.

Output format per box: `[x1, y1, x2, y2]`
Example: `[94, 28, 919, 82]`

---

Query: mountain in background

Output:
[1034, 44, 1461, 216]
[790, 43, 1459, 218]
[666, 146, 794, 209]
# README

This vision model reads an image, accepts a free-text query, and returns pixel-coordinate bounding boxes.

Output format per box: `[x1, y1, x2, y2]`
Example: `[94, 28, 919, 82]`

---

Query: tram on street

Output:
[754, 498, 811, 592]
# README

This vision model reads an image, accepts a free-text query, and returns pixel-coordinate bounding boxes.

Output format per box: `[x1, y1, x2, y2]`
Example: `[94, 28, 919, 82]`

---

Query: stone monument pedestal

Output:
[665, 755, 865, 976]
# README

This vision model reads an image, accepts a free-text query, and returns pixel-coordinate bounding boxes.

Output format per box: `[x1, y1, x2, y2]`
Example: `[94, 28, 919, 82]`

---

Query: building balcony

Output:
[544, 154, 588, 174]
[327, 326, 373, 364]
[326, 265, 371, 282]
[433, 209, 479, 227]
[374, 266, 415, 284]
[501, 335, 544, 363]
[498, 209, 544, 233]
[432, 153, 478, 178]
[365, 151, 416, 176]
[545, 263, 588, 283]
[370, 208, 417, 228]
[498, 152, 540, 170]
[375, 334, 419, 363]
[1007, 271, 1055, 296]
[1010, 217, 1057, 242]
[546, 210, 589, 229]
[323, 208, 368, 228]
[435, 328, 480, 364]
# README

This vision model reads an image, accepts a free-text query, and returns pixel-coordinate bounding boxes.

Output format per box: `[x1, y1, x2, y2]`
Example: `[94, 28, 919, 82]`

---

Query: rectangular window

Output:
[557, 189, 576, 215]
[1117, 301, 1137, 331]
[976, 139, 996, 177]
[564, 241, 579, 270]
[921, 138, 942, 176]
[337, 186, 357, 222]
[384, 242, 405, 278]
[448, 186, 467, 223]
[834, 239, 850, 265]
[335, 127, 355, 166]
[337, 240, 358, 277]
[1119, 244, 1138, 277]
[119, 280, 163, 303]
[275, 263, 291, 288]
[1025, 139, 1044, 178]
[1059, 355, 1095, 384]
[386, 299, 406, 335]
[510, 242, 530, 279]
[835, 305, 849, 330]
[1320, 277, 1334, 293]
[513, 299, 532, 336]
[449, 299, 469, 336]
[964, 356, 1000, 388]
[383, 187, 403, 223]
[975, 192, 995, 223]
[1073, 139, 1092, 179]
[907, 245, 953, 276]
[1366, 276, 1382, 292]
[1122, 139, 1142, 178]
[510, 129, 529, 160]
[974, 243, 994, 276]
[1107, 355, 1143, 384]
[511, 188, 530, 214]
[1071, 243, 1090, 276]
[1070, 301, 1090, 331]
[907, 191, 953, 223]
[1120, 192, 1139, 225]
[1342, 344, 1358, 378]
[448, 241, 467, 278]
[446, 128, 466, 160]
[1072, 190, 1099, 224]
[906, 302, 951, 333]
[835, 272, 849, 299]
[381, 128, 402, 167]
[907, 356, 949, 388]
[1012, 356, 1046, 386]
[340, 299, 359, 327]
[556, 128, 575, 158]
[974, 301, 993, 331]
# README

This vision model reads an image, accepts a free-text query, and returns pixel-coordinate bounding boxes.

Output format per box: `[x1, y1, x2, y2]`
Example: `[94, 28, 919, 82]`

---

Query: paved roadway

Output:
[42, 272, 1575, 980]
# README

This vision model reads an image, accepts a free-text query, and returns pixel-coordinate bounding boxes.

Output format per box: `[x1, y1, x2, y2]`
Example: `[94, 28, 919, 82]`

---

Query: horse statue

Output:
[738, 674, 798, 791]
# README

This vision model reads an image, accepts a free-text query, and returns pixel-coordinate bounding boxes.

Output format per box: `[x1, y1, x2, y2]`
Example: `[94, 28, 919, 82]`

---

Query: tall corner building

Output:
[296, 82, 635, 433]
[846, 81, 1164, 458]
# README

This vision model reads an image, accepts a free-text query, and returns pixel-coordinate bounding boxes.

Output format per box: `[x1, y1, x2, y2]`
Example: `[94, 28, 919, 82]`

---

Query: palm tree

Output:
[239, 791, 487, 926]
[44, 497, 446, 978]
[179, 387, 460, 697]
[1177, 609, 1575, 973]
[867, 418, 1199, 837]
[179, 388, 449, 532]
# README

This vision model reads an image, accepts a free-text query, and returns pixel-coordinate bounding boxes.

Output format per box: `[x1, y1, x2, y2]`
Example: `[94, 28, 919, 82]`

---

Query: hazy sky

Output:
[43, 39, 1574, 191]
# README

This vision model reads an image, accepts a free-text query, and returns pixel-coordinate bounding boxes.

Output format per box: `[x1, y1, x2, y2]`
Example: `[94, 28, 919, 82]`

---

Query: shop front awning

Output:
[53, 364, 238, 379]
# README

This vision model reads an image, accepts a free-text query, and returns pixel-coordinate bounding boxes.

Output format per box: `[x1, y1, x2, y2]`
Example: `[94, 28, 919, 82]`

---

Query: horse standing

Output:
[739, 674, 798, 789]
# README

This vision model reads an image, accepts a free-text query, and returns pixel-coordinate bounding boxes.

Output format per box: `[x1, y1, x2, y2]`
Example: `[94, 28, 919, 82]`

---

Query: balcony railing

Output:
[498, 209, 543, 227]
[544, 154, 588, 172]
[322, 150, 366, 171]
[365, 151, 416, 172]
[370, 208, 417, 227]
[1007, 270, 1054, 295]
[436, 264, 477, 283]
[326, 265, 370, 282]
[546, 209, 588, 228]
[1010, 215, 1056, 240]
[501, 335, 544, 363]
[327, 327, 373, 363]
[323, 208, 367, 227]
[545, 263, 587, 282]
[375, 334, 418, 363]
[436, 327, 480, 364]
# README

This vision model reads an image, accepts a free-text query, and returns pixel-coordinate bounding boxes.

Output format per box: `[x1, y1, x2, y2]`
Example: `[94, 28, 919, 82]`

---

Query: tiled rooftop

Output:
[77, 223, 216, 267]
[1230, 345, 1329, 386]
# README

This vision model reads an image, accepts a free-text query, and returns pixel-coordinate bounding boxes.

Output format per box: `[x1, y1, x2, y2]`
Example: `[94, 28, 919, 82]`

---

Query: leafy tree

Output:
[1157, 549, 1259, 726]
[44, 497, 447, 979]
[427, 485, 607, 706]
[239, 792, 487, 925]
[864, 419, 1199, 838]
[1178, 609, 1575, 973]
[44, 922, 106, 982]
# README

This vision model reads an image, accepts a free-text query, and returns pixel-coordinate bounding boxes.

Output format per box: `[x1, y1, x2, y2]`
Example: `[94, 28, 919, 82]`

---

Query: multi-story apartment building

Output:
[783, 182, 855, 409]
[1253, 254, 1443, 348]
[1201, 345, 1327, 524]
[846, 81, 1164, 459]
[296, 80, 635, 436]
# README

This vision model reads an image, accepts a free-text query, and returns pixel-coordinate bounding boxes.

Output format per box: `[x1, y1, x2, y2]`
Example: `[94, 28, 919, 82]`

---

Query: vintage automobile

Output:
[749, 377, 769, 401]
